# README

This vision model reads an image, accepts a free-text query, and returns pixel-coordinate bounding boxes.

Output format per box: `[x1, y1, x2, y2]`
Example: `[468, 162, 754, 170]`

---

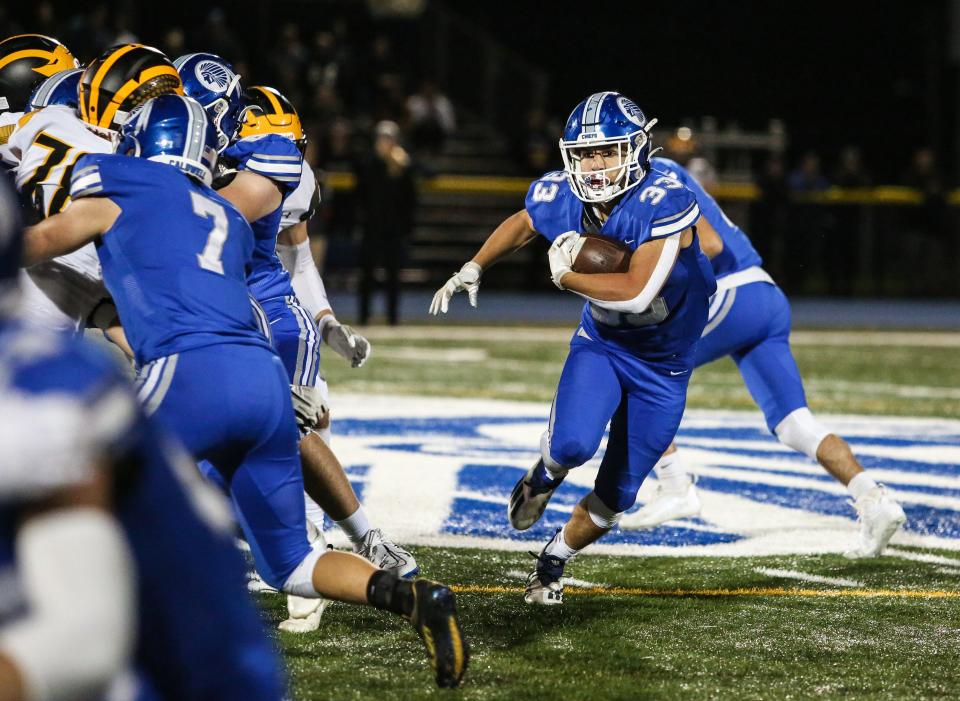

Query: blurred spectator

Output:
[900, 147, 949, 293]
[664, 127, 717, 188]
[753, 154, 790, 282]
[65, 3, 115, 59]
[832, 146, 872, 188]
[356, 121, 417, 325]
[787, 152, 830, 192]
[406, 78, 456, 155]
[160, 26, 187, 58]
[202, 7, 244, 66]
[515, 107, 561, 176]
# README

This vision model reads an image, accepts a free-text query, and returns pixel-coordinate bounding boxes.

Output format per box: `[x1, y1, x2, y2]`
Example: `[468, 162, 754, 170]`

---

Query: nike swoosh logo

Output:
[624, 239, 635, 244]
[669, 370, 689, 376]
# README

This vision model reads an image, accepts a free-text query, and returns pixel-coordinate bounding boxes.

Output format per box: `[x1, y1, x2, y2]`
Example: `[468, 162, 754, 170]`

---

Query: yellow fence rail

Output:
[323, 171, 960, 206]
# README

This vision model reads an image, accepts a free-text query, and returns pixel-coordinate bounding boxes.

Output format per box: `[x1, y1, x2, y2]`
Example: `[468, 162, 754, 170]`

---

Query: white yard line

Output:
[887, 548, 960, 567]
[506, 569, 609, 589]
[364, 326, 960, 348]
[374, 347, 489, 363]
[754, 567, 864, 588]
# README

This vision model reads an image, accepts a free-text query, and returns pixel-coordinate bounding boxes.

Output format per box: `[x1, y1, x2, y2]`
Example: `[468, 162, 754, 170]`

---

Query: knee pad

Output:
[542, 430, 593, 470]
[280, 542, 329, 597]
[585, 491, 624, 529]
[774, 407, 830, 461]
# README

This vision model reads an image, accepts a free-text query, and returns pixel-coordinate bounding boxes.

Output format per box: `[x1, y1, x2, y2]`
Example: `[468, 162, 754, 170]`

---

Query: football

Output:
[571, 233, 633, 274]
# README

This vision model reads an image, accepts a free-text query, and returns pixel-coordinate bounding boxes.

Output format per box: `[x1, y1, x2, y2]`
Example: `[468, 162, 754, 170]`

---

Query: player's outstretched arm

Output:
[276, 221, 371, 368]
[551, 228, 693, 312]
[22, 198, 120, 266]
[429, 209, 538, 315]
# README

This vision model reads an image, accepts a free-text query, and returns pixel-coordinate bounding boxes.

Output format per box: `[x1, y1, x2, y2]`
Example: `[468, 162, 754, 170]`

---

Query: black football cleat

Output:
[407, 580, 469, 688]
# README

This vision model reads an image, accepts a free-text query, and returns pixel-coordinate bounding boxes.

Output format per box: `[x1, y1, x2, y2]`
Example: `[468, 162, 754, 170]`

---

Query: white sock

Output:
[544, 526, 579, 561]
[336, 505, 372, 546]
[847, 472, 878, 500]
[654, 451, 691, 490]
[304, 494, 325, 534]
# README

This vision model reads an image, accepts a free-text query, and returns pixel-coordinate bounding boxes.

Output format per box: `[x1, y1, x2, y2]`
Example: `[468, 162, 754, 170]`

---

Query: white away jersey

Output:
[5, 106, 111, 331]
[279, 160, 321, 230]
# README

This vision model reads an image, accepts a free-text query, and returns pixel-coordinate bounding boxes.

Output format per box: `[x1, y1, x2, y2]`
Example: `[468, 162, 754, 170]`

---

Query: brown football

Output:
[571, 234, 632, 274]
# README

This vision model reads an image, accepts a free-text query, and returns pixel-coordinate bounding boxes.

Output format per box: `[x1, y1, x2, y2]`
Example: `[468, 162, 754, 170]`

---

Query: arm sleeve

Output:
[275, 238, 331, 319]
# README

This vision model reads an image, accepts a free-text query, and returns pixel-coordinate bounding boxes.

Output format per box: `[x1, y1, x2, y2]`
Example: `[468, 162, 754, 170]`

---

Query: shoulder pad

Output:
[224, 134, 302, 186]
[634, 174, 700, 238]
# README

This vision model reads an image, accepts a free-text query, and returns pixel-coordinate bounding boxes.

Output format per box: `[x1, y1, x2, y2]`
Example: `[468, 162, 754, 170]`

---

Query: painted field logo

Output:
[326, 395, 960, 556]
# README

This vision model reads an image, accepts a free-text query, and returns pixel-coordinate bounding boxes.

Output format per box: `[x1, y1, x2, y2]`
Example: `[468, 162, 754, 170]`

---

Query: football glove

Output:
[321, 319, 371, 368]
[429, 261, 482, 315]
[291, 384, 330, 433]
[548, 231, 580, 289]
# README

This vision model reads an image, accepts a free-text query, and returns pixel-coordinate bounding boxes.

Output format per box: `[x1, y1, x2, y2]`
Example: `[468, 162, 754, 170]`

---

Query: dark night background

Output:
[5, 0, 957, 181]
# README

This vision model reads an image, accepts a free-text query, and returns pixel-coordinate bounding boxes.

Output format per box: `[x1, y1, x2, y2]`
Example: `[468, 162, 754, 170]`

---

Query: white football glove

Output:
[321, 319, 371, 368]
[429, 261, 482, 315]
[291, 384, 330, 433]
[548, 231, 580, 289]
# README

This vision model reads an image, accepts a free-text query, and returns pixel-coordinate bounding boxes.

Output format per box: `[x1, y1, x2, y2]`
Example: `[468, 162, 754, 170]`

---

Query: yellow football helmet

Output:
[0, 34, 78, 113]
[79, 44, 183, 134]
[239, 85, 306, 152]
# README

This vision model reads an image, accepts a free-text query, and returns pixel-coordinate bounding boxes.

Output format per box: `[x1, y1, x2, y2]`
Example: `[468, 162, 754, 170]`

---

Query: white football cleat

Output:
[620, 478, 701, 530]
[523, 542, 566, 606]
[843, 485, 907, 559]
[247, 572, 278, 594]
[278, 595, 330, 633]
[508, 459, 567, 531]
[355, 528, 419, 577]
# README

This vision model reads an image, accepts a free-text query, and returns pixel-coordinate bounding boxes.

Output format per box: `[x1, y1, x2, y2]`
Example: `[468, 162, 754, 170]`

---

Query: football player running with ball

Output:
[431, 91, 715, 605]
[617, 156, 906, 558]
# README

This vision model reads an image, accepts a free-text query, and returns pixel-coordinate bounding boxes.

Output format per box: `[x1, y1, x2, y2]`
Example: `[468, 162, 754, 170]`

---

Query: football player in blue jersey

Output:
[617, 156, 906, 558]
[0, 176, 287, 701]
[431, 91, 716, 604]
[175, 55, 417, 597]
[21, 94, 469, 688]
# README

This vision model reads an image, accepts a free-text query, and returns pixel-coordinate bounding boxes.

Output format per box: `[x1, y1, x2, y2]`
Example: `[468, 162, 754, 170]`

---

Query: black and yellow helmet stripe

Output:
[240, 85, 304, 143]
[81, 43, 140, 125]
[0, 34, 78, 112]
[100, 64, 182, 129]
[80, 44, 183, 130]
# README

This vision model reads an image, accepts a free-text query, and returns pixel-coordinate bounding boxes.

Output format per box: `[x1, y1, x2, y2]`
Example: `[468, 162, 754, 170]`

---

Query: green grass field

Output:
[271, 326, 960, 699]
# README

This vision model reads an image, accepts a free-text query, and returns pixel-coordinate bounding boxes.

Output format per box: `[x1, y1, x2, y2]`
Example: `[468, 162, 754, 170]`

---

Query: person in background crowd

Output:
[406, 78, 456, 155]
[787, 151, 830, 192]
[356, 120, 417, 325]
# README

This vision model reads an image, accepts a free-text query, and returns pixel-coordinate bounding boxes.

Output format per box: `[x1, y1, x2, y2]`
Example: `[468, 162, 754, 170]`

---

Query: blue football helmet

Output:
[172, 53, 244, 153]
[116, 94, 218, 185]
[559, 91, 658, 203]
[0, 176, 23, 310]
[27, 68, 82, 112]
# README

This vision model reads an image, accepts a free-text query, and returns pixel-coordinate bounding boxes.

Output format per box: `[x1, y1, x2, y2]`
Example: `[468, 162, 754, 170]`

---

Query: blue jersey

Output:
[651, 157, 763, 278]
[70, 154, 271, 367]
[526, 169, 716, 360]
[0, 321, 286, 700]
[221, 134, 302, 302]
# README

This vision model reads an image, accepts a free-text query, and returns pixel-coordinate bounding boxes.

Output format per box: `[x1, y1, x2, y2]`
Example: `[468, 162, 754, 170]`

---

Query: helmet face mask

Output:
[173, 53, 244, 152]
[559, 92, 656, 204]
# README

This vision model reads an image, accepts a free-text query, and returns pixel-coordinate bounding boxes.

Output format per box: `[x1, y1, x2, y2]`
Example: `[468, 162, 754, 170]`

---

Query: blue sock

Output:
[530, 460, 565, 489]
